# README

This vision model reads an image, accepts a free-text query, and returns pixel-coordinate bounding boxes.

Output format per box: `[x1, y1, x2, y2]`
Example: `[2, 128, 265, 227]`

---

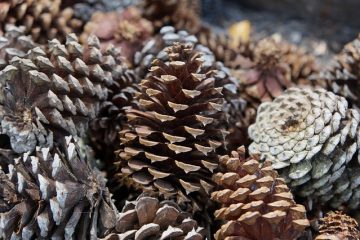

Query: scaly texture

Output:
[81, 7, 154, 65]
[102, 195, 205, 240]
[141, 0, 201, 34]
[0, 34, 123, 154]
[315, 211, 360, 240]
[0, 0, 83, 43]
[249, 87, 360, 209]
[0, 136, 117, 239]
[117, 43, 228, 211]
[212, 146, 309, 240]
[317, 34, 360, 109]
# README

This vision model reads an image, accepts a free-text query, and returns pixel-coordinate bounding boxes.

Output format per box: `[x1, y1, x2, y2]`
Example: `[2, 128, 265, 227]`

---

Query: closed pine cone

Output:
[102, 195, 205, 240]
[249, 87, 360, 209]
[117, 42, 229, 211]
[0, 34, 125, 153]
[316, 211, 360, 240]
[212, 146, 309, 240]
[0, 0, 83, 43]
[0, 136, 117, 239]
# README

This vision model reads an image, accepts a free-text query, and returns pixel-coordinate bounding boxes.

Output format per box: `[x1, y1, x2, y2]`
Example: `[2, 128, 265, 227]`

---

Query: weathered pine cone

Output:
[315, 211, 360, 240]
[0, 136, 117, 239]
[0, 0, 83, 43]
[103, 195, 205, 240]
[0, 34, 126, 154]
[249, 87, 360, 209]
[81, 7, 154, 65]
[317, 34, 360, 110]
[211, 146, 309, 240]
[117, 42, 229, 211]
[141, 0, 201, 34]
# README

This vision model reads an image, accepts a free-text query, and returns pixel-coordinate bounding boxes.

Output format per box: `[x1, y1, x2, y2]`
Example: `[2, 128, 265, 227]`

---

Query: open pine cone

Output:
[117, 42, 229, 211]
[0, 34, 127, 153]
[212, 146, 309, 240]
[0, 0, 83, 43]
[249, 87, 360, 209]
[0, 136, 117, 239]
[315, 211, 360, 240]
[103, 195, 205, 240]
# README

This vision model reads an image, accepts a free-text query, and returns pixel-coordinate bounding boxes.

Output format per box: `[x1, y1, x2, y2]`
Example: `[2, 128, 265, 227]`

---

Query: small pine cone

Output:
[316, 211, 360, 240]
[118, 43, 229, 211]
[0, 34, 123, 153]
[317, 34, 360, 109]
[212, 146, 309, 240]
[81, 7, 154, 65]
[0, 0, 83, 43]
[102, 195, 205, 240]
[0, 136, 117, 239]
[249, 87, 360, 209]
[141, 0, 201, 33]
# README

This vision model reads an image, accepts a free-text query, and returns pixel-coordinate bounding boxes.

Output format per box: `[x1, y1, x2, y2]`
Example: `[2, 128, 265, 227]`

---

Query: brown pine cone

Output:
[102, 195, 205, 240]
[81, 7, 154, 65]
[117, 42, 229, 211]
[0, 136, 117, 239]
[212, 146, 310, 240]
[0, 34, 125, 153]
[0, 0, 83, 43]
[316, 211, 360, 240]
[317, 34, 360, 110]
[140, 0, 201, 34]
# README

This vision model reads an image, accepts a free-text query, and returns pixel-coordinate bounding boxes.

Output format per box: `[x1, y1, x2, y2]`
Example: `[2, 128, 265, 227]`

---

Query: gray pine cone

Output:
[249, 87, 360, 209]
[102, 195, 205, 240]
[0, 34, 125, 153]
[0, 136, 117, 239]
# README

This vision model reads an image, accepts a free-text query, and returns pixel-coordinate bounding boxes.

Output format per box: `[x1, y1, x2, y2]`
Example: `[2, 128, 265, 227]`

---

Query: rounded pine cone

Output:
[211, 146, 309, 240]
[0, 0, 83, 43]
[249, 87, 360, 209]
[117, 42, 229, 211]
[315, 211, 360, 240]
[103, 195, 205, 240]
[0, 136, 117, 239]
[0, 34, 125, 153]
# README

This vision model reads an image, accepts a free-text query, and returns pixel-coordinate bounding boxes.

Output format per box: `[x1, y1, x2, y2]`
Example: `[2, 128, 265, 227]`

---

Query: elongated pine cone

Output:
[117, 42, 229, 211]
[249, 87, 360, 209]
[316, 211, 360, 240]
[0, 34, 125, 153]
[0, 0, 83, 43]
[141, 0, 201, 33]
[317, 34, 360, 109]
[81, 7, 154, 65]
[103, 195, 205, 240]
[212, 146, 309, 240]
[0, 136, 117, 239]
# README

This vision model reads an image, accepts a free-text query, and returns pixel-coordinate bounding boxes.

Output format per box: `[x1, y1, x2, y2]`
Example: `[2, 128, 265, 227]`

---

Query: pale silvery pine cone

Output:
[0, 136, 117, 239]
[212, 146, 309, 240]
[102, 195, 205, 240]
[315, 211, 360, 240]
[118, 43, 229, 212]
[249, 87, 360, 209]
[0, 34, 125, 154]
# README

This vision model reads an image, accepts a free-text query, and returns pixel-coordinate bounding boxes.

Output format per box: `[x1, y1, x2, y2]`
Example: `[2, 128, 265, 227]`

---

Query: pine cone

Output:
[0, 34, 124, 153]
[316, 211, 360, 240]
[317, 34, 360, 110]
[0, 136, 117, 239]
[117, 43, 229, 211]
[249, 87, 360, 209]
[81, 7, 154, 65]
[102, 195, 205, 240]
[0, 0, 83, 44]
[212, 146, 309, 240]
[141, 0, 201, 34]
